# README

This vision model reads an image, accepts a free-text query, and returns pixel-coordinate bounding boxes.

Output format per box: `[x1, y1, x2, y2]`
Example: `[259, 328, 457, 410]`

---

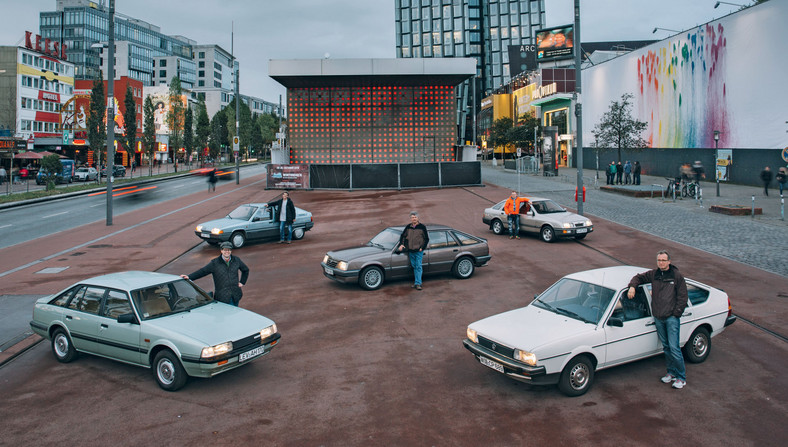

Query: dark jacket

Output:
[267, 198, 296, 224]
[761, 169, 773, 184]
[399, 223, 429, 252]
[188, 255, 249, 304]
[628, 264, 688, 319]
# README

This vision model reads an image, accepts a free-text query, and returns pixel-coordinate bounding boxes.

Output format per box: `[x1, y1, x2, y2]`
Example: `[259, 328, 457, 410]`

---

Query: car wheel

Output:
[558, 355, 594, 397]
[292, 227, 305, 240]
[51, 328, 78, 363]
[452, 256, 475, 279]
[153, 349, 188, 391]
[491, 219, 504, 235]
[575, 234, 587, 240]
[683, 327, 711, 363]
[359, 266, 384, 290]
[230, 231, 246, 248]
[540, 226, 555, 243]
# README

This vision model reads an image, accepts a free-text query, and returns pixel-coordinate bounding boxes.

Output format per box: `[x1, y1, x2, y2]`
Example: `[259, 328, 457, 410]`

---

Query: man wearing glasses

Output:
[627, 250, 689, 389]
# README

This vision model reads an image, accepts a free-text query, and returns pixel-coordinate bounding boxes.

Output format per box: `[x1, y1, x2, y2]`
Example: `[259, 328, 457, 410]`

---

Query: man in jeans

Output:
[627, 250, 689, 389]
[503, 191, 527, 240]
[398, 211, 429, 290]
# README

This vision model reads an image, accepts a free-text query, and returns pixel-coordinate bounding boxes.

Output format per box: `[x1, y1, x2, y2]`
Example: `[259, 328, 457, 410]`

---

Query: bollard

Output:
[698, 186, 703, 208]
[781, 194, 784, 221]
[751, 195, 755, 218]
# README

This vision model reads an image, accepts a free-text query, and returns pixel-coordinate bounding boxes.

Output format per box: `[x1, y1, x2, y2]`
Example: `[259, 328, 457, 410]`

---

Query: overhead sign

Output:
[0, 139, 27, 151]
[25, 31, 68, 61]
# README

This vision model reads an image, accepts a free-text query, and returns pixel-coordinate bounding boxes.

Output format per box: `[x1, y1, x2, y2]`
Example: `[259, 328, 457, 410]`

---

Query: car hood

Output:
[469, 305, 592, 352]
[327, 245, 388, 261]
[144, 302, 274, 345]
[538, 211, 588, 225]
[198, 217, 245, 231]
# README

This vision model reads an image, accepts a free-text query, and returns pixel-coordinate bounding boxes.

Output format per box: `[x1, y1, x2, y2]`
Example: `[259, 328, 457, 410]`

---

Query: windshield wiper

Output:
[534, 297, 556, 312]
[556, 307, 593, 324]
[369, 242, 385, 249]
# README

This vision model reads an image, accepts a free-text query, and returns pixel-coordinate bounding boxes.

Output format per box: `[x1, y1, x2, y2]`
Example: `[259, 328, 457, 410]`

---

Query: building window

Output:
[199, 51, 205, 58]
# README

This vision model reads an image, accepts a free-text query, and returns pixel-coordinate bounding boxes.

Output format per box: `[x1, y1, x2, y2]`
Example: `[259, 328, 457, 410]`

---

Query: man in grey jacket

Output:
[182, 242, 249, 306]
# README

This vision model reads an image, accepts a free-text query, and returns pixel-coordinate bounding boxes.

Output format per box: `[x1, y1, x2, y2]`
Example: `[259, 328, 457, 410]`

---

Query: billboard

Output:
[508, 45, 537, 76]
[535, 25, 574, 62]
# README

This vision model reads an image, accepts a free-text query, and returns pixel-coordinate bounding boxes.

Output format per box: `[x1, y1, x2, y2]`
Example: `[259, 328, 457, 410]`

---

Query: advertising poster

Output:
[535, 25, 574, 61]
[267, 164, 310, 189]
[716, 149, 732, 181]
[541, 126, 559, 176]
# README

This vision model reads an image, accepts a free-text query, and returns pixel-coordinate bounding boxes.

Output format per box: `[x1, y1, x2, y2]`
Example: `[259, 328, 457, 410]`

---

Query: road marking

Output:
[171, 184, 184, 189]
[42, 211, 68, 219]
[90, 203, 102, 207]
[0, 224, 11, 229]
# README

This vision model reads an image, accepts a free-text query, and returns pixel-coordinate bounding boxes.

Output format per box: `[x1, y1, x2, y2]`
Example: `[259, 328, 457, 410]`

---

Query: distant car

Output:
[482, 196, 593, 242]
[463, 266, 736, 397]
[29, 271, 281, 391]
[321, 225, 491, 290]
[36, 159, 75, 185]
[74, 166, 98, 181]
[101, 165, 126, 177]
[195, 203, 314, 248]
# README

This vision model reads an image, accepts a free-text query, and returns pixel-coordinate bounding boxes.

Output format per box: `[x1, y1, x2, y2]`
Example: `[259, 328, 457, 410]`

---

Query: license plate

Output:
[478, 356, 504, 373]
[576, 228, 588, 233]
[324, 266, 334, 275]
[201, 232, 210, 238]
[239, 345, 266, 362]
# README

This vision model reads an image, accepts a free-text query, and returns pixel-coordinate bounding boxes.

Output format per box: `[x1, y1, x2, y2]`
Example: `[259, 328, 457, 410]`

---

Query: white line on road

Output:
[42, 211, 68, 219]
[0, 224, 11, 229]
[90, 203, 103, 207]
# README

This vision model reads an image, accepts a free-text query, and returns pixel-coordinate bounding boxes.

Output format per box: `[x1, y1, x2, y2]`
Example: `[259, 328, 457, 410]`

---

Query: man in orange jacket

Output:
[503, 191, 528, 239]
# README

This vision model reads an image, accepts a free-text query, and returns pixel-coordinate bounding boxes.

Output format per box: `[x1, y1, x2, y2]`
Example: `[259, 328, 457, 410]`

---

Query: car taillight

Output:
[727, 297, 733, 317]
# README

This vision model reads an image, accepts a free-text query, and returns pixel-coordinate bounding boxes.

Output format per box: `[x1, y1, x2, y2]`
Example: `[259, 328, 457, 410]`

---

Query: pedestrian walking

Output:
[633, 161, 642, 185]
[624, 160, 632, 184]
[776, 167, 787, 196]
[0, 166, 6, 185]
[398, 211, 429, 290]
[503, 191, 527, 239]
[692, 160, 705, 183]
[615, 161, 623, 184]
[207, 168, 217, 191]
[181, 242, 249, 306]
[267, 191, 296, 244]
[760, 166, 772, 196]
[627, 250, 689, 389]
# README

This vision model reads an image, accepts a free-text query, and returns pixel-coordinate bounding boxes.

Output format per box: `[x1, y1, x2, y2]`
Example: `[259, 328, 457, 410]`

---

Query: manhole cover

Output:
[35, 267, 70, 274]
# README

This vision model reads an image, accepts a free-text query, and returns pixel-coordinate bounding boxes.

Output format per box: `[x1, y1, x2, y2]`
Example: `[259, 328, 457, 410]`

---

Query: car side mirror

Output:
[117, 313, 138, 324]
[607, 317, 624, 327]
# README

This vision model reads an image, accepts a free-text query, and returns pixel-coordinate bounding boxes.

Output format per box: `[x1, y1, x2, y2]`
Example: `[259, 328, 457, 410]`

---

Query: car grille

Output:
[325, 257, 339, 268]
[478, 335, 514, 358]
[574, 222, 585, 227]
[233, 332, 263, 352]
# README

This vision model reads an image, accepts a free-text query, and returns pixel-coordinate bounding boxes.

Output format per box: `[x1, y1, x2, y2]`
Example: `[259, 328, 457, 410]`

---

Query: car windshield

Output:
[368, 228, 402, 250]
[228, 205, 257, 220]
[77, 167, 89, 172]
[532, 200, 566, 214]
[532, 278, 616, 324]
[131, 279, 213, 320]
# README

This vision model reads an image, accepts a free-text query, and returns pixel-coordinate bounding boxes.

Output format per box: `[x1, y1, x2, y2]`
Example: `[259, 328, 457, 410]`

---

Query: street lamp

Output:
[714, 130, 720, 196]
[714, 1, 746, 9]
[652, 27, 680, 34]
[105, 0, 115, 225]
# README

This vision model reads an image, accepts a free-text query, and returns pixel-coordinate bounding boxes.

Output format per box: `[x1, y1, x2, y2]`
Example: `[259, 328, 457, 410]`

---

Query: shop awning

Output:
[529, 93, 574, 106]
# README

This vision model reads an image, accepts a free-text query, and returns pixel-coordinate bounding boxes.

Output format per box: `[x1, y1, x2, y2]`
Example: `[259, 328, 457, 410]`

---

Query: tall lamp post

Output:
[714, 130, 720, 197]
[574, 0, 584, 216]
[105, 0, 115, 225]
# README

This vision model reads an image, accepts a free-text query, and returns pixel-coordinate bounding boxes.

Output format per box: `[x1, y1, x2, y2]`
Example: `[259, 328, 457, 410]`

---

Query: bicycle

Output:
[665, 177, 681, 199]
[681, 180, 698, 198]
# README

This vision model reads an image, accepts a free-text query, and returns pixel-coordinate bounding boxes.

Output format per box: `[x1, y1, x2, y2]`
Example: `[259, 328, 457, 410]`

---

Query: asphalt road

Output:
[0, 171, 786, 446]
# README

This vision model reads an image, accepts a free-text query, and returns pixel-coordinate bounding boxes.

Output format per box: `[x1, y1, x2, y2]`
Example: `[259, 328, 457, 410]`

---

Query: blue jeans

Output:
[279, 221, 292, 241]
[507, 214, 520, 237]
[408, 251, 424, 286]
[654, 316, 686, 381]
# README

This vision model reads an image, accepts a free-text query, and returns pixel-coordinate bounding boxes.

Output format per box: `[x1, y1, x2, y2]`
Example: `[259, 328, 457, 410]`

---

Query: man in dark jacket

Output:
[398, 211, 429, 290]
[267, 191, 297, 244]
[628, 250, 689, 389]
[760, 166, 773, 196]
[181, 242, 249, 306]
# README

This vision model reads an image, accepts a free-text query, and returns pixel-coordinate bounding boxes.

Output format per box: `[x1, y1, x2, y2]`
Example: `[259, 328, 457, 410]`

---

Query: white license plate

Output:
[201, 232, 210, 238]
[239, 345, 266, 362]
[576, 228, 588, 233]
[324, 266, 334, 275]
[478, 356, 504, 373]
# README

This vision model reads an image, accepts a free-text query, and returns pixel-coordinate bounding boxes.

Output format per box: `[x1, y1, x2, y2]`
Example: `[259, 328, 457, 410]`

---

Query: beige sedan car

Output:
[482, 196, 593, 242]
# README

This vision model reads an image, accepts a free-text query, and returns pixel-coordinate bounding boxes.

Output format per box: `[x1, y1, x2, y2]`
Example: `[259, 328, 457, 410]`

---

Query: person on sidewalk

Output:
[267, 191, 296, 244]
[503, 191, 527, 239]
[633, 161, 642, 185]
[615, 161, 624, 184]
[760, 166, 773, 196]
[181, 242, 249, 307]
[607, 161, 616, 185]
[627, 250, 689, 389]
[776, 167, 787, 196]
[398, 211, 429, 291]
[624, 160, 632, 185]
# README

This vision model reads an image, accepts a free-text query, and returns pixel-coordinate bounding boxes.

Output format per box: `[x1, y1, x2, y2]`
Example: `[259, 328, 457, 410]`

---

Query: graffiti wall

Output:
[582, 0, 788, 149]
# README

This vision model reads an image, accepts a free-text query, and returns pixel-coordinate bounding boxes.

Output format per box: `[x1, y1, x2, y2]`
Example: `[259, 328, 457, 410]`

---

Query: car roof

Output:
[387, 224, 454, 231]
[563, 266, 650, 290]
[78, 271, 182, 290]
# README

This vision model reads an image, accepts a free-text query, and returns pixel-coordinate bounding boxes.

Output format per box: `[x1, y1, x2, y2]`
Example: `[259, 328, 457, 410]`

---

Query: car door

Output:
[602, 285, 662, 368]
[246, 206, 273, 241]
[521, 201, 545, 234]
[97, 289, 143, 365]
[63, 285, 106, 355]
[424, 230, 459, 273]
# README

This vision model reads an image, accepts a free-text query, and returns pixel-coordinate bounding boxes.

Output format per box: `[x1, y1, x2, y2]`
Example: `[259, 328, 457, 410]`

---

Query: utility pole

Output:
[233, 23, 240, 184]
[105, 0, 115, 225]
[574, 0, 585, 216]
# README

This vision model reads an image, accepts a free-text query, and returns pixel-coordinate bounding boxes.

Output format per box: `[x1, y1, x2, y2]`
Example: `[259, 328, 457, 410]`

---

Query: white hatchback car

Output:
[463, 266, 736, 396]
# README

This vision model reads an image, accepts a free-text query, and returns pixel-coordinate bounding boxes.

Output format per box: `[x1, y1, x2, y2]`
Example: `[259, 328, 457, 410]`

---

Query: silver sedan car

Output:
[482, 196, 593, 242]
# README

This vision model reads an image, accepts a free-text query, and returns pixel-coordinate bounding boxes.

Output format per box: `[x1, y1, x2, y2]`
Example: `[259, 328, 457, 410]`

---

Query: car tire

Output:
[491, 219, 504, 235]
[359, 266, 384, 290]
[575, 234, 587, 240]
[558, 355, 594, 397]
[540, 226, 555, 243]
[153, 349, 188, 391]
[292, 227, 305, 240]
[452, 256, 475, 279]
[683, 327, 711, 363]
[230, 231, 246, 248]
[51, 328, 78, 363]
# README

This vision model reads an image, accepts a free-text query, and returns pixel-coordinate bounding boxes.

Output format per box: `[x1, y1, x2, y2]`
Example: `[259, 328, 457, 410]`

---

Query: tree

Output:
[194, 99, 210, 165]
[209, 109, 228, 162]
[142, 96, 156, 176]
[592, 93, 648, 162]
[488, 118, 513, 159]
[238, 100, 254, 161]
[40, 154, 63, 191]
[122, 84, 137, 165]
[86, 76, 106, 180]
[183, 106, 193, 166]
[508, 112, 540, 155]
[250, 116, 263, 160]
[167, 77, 185, 168]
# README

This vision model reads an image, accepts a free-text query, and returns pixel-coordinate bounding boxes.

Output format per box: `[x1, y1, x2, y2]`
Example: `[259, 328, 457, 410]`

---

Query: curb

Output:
[0, 334, 43, 367]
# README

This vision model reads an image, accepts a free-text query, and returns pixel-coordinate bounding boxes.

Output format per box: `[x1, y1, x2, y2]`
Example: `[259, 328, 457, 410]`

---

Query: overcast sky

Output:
[2, 0, 744, 103]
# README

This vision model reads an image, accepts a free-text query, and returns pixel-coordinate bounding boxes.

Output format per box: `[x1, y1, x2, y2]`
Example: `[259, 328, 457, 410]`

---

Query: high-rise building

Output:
[394, 0, 545, 142]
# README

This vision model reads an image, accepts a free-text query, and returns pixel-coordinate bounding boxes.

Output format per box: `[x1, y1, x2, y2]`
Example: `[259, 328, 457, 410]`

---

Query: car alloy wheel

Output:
[540, 226, 555, 243]
[292, 227, 305, 240]
[491, 219, 504, 235]
[359, 266, 384, 290]
[453, 256, 475, 279]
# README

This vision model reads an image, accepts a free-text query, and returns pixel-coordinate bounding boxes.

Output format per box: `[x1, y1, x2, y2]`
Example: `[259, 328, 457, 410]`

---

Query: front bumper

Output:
[320, 262, 360, 284]
[555, 226, 593, 238]
[463, 338, 557, 385]
[181, 333, 281, 378]
[195, 231, 231, 244]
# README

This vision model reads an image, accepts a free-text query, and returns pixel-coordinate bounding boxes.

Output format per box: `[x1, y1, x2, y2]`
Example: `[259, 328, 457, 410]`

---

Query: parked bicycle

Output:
[681, 180, 698, 198]
[665, 177, 681, 199]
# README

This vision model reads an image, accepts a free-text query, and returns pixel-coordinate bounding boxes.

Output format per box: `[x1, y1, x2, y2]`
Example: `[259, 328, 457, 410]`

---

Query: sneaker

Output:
[509, 236, 514, 239]
[287, 241, 291, 244]
[660, 374, 676, 383]
[515, 236, 520, 239]
[672, 379, 686, 389]
[415, 285, 422, 290]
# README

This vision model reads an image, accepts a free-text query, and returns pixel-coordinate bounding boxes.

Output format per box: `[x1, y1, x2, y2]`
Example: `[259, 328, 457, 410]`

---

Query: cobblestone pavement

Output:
[482, 163, 788, 277]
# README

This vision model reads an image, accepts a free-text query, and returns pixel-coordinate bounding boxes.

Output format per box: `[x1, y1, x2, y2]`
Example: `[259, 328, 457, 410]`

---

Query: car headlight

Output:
[322, 254, 329, 264]
[562, 222, 572, 229]
[210, 228, 224, 235]
[585, 220, 592, 226]
[260, 324, 277, 340]
[513, 349, 537, 366]
[201, 341, 233, 359]
[336, 261, 348, 271]
[195, 225, 203, 232]
[466, 327, 478, 343]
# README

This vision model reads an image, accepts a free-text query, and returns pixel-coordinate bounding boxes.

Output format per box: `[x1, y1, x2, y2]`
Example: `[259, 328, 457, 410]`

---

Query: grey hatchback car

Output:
[195, 203, 314, 248]
[482, 197, 593, 242]
[321, 224, 491, 290]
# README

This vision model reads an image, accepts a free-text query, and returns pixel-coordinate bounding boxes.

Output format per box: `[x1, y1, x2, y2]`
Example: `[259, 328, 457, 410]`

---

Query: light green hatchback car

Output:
[29, 271, 280, 391]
